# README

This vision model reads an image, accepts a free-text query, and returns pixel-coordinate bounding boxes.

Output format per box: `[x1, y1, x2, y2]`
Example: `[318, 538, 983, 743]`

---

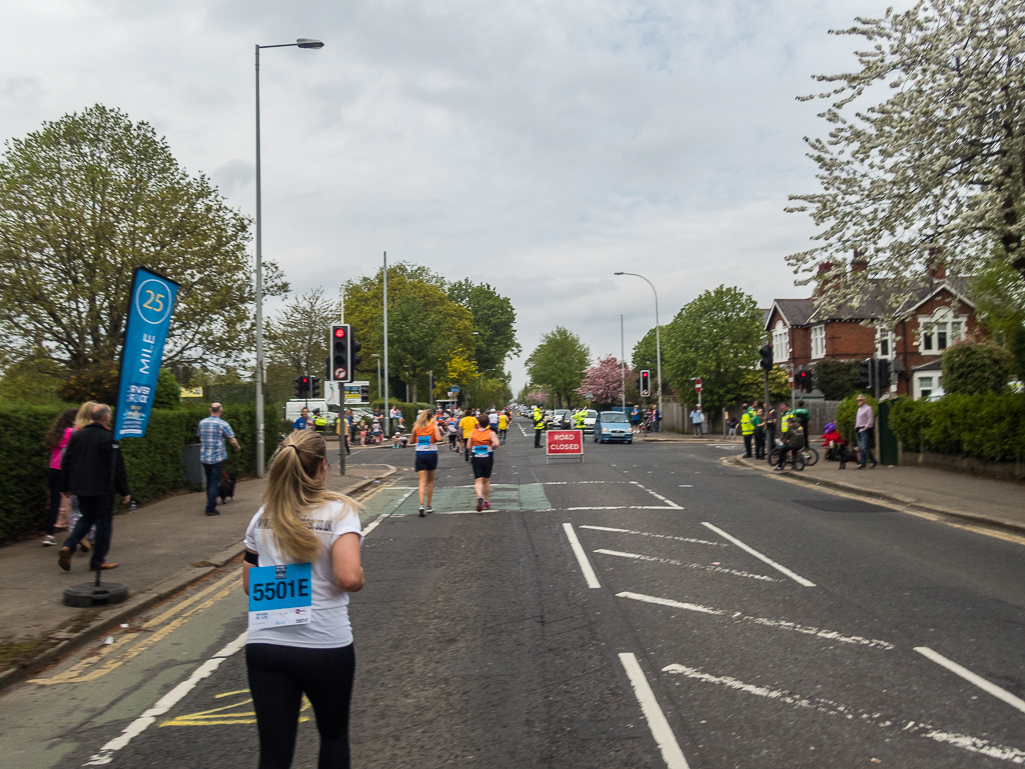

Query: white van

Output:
[284, 400, 336, 429]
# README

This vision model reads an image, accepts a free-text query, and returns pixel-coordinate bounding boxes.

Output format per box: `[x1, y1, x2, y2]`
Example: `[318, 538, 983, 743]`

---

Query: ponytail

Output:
[262, 431, 354, 562]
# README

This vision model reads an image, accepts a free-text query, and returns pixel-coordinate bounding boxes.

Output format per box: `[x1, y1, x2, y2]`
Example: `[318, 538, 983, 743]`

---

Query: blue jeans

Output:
[857, 429, 876, 467]
[62, 495, 113, 569]
[203, 461, 223, 513]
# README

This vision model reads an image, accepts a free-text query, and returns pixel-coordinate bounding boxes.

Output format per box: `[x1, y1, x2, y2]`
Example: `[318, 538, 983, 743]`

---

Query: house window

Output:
[811, 324, 826, 359]
[914, 374, 942, 400]
[772, 320, 789, 363]
[877, 330, 894, 359]
[917, 308, 966, 355]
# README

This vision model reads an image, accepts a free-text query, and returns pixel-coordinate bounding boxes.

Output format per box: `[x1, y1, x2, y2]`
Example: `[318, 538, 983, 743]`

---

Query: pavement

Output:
[730, 451, 1025, 535]
[0, 460, 395, 690]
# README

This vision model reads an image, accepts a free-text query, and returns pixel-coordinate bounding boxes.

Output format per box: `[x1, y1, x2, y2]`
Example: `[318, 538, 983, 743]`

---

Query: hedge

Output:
[890, 392, 1025, 463]
[0, 402, 281, 545]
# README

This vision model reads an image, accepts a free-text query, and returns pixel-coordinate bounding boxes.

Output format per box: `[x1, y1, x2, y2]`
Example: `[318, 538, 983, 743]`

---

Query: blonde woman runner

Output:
[411, 409, 443, 517]
[243, 430, 364, 769]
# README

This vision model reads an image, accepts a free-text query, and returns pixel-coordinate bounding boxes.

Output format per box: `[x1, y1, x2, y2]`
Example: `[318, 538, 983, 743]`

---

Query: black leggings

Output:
[246, 643, 355, 769]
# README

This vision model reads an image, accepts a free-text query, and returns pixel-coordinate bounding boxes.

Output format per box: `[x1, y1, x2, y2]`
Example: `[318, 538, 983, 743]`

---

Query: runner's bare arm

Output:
[331, 533, 364, 592]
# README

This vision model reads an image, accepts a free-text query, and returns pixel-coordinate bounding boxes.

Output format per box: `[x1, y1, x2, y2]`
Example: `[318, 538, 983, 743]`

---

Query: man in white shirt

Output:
[855, 394, 877, 469]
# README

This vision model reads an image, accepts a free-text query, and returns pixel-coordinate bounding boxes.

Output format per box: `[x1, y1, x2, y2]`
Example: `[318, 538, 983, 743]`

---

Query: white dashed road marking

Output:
[593, 549, 781, 582]
[663, 663, 1025, 764]
[701, 522, 816, 587]
[915, 647, 1025, 715]
[562, 523, 601, 588]
[619, 653, 691, 769]
[617, 591, 894, 650]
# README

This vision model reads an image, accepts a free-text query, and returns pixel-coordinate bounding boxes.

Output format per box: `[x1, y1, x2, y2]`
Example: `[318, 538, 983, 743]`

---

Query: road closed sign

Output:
[546, 429, 583, 463]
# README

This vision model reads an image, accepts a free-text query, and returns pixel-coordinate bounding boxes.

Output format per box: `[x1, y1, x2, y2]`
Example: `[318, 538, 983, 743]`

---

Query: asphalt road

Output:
[3, 421, 1023, 768]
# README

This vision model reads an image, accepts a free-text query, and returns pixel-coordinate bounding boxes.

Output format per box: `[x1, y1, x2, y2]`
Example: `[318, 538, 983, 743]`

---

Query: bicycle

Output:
[767, 444, 807, 471]
[768, 443, 817, 467]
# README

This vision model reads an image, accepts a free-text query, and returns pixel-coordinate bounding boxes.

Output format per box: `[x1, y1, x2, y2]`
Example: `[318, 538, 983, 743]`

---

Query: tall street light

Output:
[614, 272, 663, 421]
[254, 37, 324, 477]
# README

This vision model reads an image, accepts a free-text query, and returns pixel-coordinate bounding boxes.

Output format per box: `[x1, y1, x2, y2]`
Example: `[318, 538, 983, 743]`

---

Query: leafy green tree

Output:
[738, 366, 790, 404]
[663, 286, 762, 412]
[154, 368, 181, 409]
[525, 327, 590, 408]
[813, 358, 863, 401]
[448, 280, 520, 374]
[0, 105, 286, 375]
[265, 287, 334, 379]
[0, 356, 64, 404]
[787, 0, 1025, 321]
[942, 339, 1012, 394]
[631, 326, 666, 395]
[344, 264, 473, 402]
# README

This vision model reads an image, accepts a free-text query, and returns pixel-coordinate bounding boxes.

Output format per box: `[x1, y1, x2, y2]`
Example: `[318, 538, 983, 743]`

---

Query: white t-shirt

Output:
[244, 499, 363, 649]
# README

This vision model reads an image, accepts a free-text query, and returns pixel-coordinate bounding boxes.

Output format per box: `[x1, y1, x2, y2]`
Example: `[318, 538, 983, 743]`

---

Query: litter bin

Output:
[183, 443, 204, 489]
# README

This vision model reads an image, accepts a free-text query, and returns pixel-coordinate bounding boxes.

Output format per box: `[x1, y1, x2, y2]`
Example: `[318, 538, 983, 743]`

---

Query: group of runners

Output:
[411, 407, 512, 516]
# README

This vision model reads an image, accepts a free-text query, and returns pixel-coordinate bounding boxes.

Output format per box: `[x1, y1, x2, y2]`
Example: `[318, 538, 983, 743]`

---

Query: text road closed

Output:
[547, 430, 583, 455]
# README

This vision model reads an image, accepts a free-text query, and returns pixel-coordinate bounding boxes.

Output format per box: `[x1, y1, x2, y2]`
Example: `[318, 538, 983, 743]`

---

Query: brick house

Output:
[764, 258, 980, 399]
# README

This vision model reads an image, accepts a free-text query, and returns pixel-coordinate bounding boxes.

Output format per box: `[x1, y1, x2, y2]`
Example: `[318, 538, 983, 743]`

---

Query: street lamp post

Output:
[371, 353, 382, 401]
[614, 272, 663, 423]
[254, 37, 324, 478]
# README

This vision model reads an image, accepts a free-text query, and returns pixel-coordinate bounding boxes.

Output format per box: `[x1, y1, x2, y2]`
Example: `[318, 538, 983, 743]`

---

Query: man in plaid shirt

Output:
[198, 403, 240, 516]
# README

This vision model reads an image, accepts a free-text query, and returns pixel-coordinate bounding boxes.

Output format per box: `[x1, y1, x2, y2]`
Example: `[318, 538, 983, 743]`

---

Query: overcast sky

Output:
[2, 0, 894, 390]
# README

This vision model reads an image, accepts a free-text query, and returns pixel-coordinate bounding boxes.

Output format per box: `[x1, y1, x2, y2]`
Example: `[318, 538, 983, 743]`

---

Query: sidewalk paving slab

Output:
[731, 454, 1025, 535]
[0, 463, 394, 691]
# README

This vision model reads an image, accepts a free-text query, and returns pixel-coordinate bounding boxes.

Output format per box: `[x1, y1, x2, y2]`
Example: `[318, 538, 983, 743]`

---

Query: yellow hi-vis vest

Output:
[741, 411, 754, 436]
[574, 410, 586, 428]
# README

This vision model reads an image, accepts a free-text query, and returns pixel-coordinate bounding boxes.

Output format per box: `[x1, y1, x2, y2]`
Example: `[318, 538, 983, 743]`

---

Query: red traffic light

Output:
[333, 327, 346, 338]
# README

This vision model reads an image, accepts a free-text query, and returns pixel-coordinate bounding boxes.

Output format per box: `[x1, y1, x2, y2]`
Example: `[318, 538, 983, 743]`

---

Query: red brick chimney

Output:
[850, 249, 868, 272]
[927, 247, 946, 279]
[814, 261, 834, 296]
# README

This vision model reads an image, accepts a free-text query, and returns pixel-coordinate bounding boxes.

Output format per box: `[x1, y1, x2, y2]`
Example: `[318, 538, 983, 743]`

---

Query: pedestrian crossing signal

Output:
[640, 370, 651, 397]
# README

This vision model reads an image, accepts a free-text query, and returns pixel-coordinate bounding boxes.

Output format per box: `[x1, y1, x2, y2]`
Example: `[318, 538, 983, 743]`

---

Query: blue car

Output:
[593, 411, 633, 444]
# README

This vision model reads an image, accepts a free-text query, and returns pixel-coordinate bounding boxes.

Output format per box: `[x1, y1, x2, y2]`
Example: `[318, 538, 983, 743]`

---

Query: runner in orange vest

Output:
[468, 414, 500, 512]
[411, 410, 443, 517]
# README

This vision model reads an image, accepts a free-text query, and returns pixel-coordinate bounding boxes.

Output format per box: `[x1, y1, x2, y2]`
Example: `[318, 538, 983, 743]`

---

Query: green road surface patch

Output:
[365, 483, 551, 515]
[0, 640, 46, 673]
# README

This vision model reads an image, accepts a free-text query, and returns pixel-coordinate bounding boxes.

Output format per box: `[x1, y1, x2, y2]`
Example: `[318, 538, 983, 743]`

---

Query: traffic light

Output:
[310, 376, 321, 398]
[330, 324, 351, 383]
[294, 375, 310, 399]
[859, 358, 874, 389]
[350, 330, 362, 374]
[759, 344, 773, 371]
[877, 359, 890, 389]
[797, 370, 813, 393]
[640, 370, 651, 397]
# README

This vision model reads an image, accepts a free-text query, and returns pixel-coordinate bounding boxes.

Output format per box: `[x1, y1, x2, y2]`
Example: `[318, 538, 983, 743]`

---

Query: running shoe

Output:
[42, 535, 55, 547]
[476, 497, 483, 512]
[58, 547, 73, 571]
[483, 501, 491, 510]
[418, 506, 426, 518]
[425, 506, 434, 514]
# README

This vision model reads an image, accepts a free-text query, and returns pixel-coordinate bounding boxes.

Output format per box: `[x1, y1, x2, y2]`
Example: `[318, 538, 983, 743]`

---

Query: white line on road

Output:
[565, 505, 682, 511]
[594, 549, 781, 583]
[580, 524, 725, 548]
[83, 630, 248, 766]
[627, 480, 683, 508]
[619, 653, 691, 769]
[663, 663, 1025, 764]
[915, 647, 1025, 715]
[562, 523, 601, 588]
[617, 591, 723, 616]
[618, 591, 894, 649]
[700, 522, 816, 587]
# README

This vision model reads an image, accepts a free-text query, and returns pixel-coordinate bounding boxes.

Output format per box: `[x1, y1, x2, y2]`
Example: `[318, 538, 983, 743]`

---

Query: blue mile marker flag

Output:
[114, 268, 179, 440]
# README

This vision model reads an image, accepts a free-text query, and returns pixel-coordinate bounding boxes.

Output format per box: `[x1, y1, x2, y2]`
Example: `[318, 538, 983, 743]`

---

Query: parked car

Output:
[552, 409, 573, 428]
[593, 411, 633, 443]
[582, 409, 598, 433]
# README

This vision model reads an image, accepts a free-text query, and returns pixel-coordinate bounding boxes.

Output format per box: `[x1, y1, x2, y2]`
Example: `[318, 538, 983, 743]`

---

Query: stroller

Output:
[821, 422, 846, 462]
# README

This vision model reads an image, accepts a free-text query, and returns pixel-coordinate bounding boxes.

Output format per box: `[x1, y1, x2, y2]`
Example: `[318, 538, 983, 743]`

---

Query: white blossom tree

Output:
[787, 0, 1025, 318]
